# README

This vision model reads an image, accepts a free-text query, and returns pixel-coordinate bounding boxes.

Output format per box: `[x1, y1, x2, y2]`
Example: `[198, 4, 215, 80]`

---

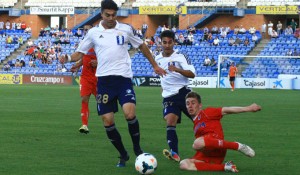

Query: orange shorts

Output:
[80, 78, 97, 97]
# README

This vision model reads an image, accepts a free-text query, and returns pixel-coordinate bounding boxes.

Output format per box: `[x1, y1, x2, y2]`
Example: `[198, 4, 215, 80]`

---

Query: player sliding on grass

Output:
[180, 92, 261, 173]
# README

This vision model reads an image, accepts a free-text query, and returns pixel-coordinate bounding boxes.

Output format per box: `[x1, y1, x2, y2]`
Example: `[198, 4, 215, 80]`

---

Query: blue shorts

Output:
[96, 76, 136, 115]
[162, 86, 192, 123]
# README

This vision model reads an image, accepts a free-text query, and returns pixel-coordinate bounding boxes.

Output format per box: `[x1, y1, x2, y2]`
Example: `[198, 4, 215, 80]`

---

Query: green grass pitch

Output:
[0, 84, 299, 175]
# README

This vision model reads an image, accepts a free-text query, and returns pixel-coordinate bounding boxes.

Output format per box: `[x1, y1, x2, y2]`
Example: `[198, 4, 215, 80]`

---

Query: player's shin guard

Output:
[195, 162, 225, 171]
[167, 126, 179, 154]
[81, 101, 89, 125]
[127, 117, 142, 155]
[105, 124, 127, 157]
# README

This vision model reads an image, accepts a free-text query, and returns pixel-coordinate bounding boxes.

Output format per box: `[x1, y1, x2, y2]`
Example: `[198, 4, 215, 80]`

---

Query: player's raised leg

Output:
[193, 136, 255, 157]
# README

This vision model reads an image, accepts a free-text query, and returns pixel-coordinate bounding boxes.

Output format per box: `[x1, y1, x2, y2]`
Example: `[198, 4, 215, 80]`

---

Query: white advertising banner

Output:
[30, 7, 75, 15]
[190, 77, 299, 90]
[188, 77, 217, 88]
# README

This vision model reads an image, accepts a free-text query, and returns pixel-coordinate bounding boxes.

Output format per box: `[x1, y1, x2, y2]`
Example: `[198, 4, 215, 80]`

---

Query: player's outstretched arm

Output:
[138, 43, 166, 76]
[222, 103, 261, 115]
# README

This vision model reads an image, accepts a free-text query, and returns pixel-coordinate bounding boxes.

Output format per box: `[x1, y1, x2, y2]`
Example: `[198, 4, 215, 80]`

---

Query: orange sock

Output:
[204, 137, 239, 150]
[81, 101, 89, 125]
[195, 162, 224, 171]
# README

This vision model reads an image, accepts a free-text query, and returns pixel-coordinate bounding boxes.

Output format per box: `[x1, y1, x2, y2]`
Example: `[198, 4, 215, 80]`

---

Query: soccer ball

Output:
[135, 153, 157, 175]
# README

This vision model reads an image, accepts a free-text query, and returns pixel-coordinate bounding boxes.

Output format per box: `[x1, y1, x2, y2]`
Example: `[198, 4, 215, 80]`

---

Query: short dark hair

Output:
[185, 92, 201, 103]
[160, 30, 175, 40]
[101, 0, 119, 12]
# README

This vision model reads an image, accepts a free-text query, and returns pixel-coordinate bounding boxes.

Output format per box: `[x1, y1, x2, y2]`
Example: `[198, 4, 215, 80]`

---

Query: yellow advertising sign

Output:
[139, 6, 187, 15]
[0, 74, 22, 84]
[256, 6, 299, 14]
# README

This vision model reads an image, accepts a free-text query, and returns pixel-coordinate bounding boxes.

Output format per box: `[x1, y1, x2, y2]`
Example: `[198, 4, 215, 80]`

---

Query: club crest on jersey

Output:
[168, 61, 176, 66]
[126, 89, 132, 94]
[116, 33, 125, 45]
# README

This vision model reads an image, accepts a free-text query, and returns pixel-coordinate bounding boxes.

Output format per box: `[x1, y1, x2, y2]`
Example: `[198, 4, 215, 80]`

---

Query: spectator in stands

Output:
[4, 63, 11, 71]
[211, 25, 218, 34]
[213, 37, 220, 46]
[5, 20, 11, 30]
[233, 37, 242, 46]
[142, 23, 148, 38]
[156, 25, 162, 34]
[220, 29, 227, 38]
[47, 52, 56, 64]
[29, 58, 35, 67]
[277, 21, 282, 35]
[6, 35, 13, 44]
[285, 25, 294, 35]
[136, 28, 143, 38]
[225, 26, 231, 34]
[178, 33, 185, 45]
[228, 37, 235, 46]
[15, 59, 21, 67]
[218, 25, 224, 34]
[188, 26, 196, 34]
[75, 28, 82, 37]
[11, 21, 16, 30]
[252, 33, 258, 43]
[0, 20, 5, 30]
[261, 22, 267, 39]
[203, 31, 209, 41]
[21, 21, 26, 30]
[203, 26, 209, 34]
[233, 26, 239, 34]
[207, 33, 214, 45]
[290, 19, 297, 33]
[172, 25, 177, 33]
[243, 38, 250, 46]
[39, 28, 45, 37]
[271, 30, 278, 38]
[249, 26, 256, 34]
[16, 20, 21, 30]
[25, 26, 32, 33]
[13, 35, 18, 44]
[20, 59, 26, 68]
[204, 56, 211, 66]
[210, 57, 217, 67]
[187, 32, 194, 45]
[238, 25, 246, 34]
[268, 21, 273, 37]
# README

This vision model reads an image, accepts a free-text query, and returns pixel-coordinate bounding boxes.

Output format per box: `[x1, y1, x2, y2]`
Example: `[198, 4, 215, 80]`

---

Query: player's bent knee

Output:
[193, 139, 204, 150]
[179, 160, 189, 170]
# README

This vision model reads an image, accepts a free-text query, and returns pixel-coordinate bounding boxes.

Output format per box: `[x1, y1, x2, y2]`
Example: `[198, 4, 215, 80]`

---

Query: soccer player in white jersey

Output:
[61, 0, 166, 168]
[155, 30, 196, 162]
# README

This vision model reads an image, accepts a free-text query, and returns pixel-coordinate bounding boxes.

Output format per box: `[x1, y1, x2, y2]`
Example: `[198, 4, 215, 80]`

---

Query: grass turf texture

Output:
[0, 85, 299, 175]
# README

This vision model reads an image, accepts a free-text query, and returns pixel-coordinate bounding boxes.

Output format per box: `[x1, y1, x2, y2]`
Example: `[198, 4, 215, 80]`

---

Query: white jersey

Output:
[155, 52, 196, 98]
[76, 21, 143, 78]
[0, 22, 4, 29]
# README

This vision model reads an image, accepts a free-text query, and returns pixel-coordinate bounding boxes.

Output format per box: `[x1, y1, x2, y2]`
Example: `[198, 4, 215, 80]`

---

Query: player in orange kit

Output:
[228, 62, 238, 91]
[70, 47, 97, 134]
[180, 92, 261, 173]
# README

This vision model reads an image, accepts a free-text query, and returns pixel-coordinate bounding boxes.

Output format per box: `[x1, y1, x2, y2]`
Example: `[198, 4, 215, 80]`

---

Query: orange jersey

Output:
[193, 107, 224, 140]
[229, 65, 237, 77]
[81, 48, 97, 82]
